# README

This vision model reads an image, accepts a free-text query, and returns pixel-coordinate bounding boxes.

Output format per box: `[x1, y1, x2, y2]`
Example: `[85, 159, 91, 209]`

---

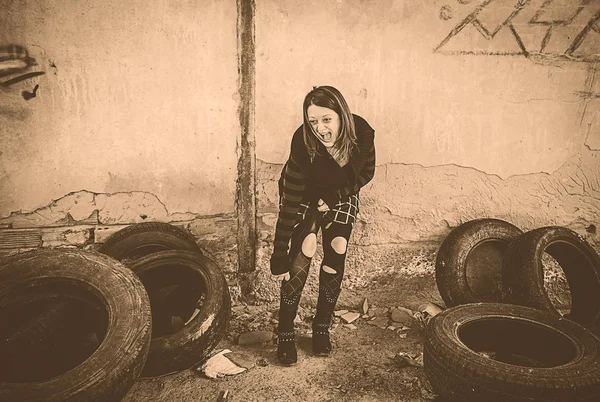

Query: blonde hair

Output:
[302, 86, 356, 166]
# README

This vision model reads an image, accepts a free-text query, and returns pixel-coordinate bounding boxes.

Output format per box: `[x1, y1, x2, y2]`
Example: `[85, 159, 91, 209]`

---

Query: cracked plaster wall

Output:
[1, 1, 600, 291]
[0, 0, 239, 218]
[255, 0, 600, 251]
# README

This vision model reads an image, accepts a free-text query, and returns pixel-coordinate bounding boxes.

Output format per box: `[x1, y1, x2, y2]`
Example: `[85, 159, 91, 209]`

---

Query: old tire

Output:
[2, 296, 104, 381]
[98, 222, 202, 261]
[129, 249, 230, 377]
[502, 226, 600, 332]
[0, 249, 152, 402]
[424, 303, 600, 402]
[435, 218, 523, 307]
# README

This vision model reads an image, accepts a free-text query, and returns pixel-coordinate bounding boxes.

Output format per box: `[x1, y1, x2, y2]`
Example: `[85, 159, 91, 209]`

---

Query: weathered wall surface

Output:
[0, 0, 239, 218]
[1, 0, 599, 301]
[256, 0, 600, 176]
[255, 0, 600, 247]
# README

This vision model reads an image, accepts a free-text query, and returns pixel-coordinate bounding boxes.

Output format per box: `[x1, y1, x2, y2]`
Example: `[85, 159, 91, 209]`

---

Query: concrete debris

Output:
[369, 307, 389, 317]
[413, 302, 445, 327]
[395, 306, 414, 316]
[340, 312, 360, 324]
[390, 308, 412, 324]
[200, 349, 246, 378]
[367, 316, 389, 329]
[413, 312, 427, 328]
[392, 352, 424, 368]
[343, 324, 357, 330]
[387, 326, 397, 331]
[334, 309, 349, 317]
[238, 330, 273, 346]
[418, 302, 443, 318]
[362, 298, 369, 314]
[217, 390, 229, 402]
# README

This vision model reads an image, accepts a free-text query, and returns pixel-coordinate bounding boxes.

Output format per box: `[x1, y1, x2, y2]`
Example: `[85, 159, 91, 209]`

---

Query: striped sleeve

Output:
[341, 117, 376, 197]
[273, 131, 308, 257]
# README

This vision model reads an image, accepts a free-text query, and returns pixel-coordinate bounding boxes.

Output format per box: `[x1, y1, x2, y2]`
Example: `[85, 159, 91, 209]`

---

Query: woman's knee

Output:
[330, 236, 347, 254]
[301, 233, 317, 258]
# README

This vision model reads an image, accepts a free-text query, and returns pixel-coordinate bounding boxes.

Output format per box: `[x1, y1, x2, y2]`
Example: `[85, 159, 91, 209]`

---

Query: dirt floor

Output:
[122, 269, 444, 402]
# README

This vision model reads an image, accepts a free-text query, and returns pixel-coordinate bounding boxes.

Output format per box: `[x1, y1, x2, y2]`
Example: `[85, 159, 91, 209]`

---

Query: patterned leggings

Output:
[278, 208, 353, 335]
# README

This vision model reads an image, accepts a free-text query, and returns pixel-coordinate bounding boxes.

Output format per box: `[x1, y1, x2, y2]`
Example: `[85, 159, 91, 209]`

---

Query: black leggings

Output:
[278, 208, 353, 333]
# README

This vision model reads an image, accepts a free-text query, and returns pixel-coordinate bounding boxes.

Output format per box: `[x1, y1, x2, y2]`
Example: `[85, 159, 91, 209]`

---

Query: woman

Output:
[270, 85, 376, 365]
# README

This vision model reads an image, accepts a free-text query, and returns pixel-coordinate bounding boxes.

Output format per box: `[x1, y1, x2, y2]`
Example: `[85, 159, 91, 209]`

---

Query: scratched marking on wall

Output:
[435, 0, 600, 63]
[0, 45, 45, 89]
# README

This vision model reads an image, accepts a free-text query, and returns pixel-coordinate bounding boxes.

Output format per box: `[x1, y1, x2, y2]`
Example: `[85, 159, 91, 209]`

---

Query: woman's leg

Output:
[277, 210, 321, 364]
[313, 220, 353, 356]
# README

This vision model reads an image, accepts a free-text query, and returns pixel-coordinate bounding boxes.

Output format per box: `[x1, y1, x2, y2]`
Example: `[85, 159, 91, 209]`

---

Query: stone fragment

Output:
[341, 312, 360, 324]
[343, 324, 358, 330]
[375, 307, 389, 316]
[362, 298, 369, 314]
[334, 309, 349, 317]
[238, 331, 273, 345]
[418, 302, 443, 318]
[367, 316, 389, 329]
[390, 308, 412, 324]
[395, 306, 414, 316]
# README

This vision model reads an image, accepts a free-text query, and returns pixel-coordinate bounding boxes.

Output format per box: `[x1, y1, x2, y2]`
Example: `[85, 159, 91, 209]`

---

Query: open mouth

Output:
[319, 132, 332, 142]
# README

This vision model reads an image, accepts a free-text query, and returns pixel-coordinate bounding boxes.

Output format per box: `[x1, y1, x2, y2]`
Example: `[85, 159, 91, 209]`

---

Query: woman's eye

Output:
[309, 120, 317, 125]
[323, 118, 331, 122]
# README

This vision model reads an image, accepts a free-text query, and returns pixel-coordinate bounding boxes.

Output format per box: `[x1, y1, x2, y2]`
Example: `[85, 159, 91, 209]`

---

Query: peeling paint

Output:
[0, 190, 198, 228]
[257, 153, 600, 248]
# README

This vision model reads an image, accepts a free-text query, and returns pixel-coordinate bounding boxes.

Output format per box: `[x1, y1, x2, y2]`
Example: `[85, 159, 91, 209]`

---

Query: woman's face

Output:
[307, 104, 340, 148]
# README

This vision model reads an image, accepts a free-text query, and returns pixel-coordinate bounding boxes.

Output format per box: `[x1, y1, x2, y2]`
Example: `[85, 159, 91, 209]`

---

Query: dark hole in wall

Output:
[586, 224, 596, 234]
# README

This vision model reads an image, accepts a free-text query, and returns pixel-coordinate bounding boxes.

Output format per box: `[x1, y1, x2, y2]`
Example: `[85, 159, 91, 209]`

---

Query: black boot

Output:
[277, 285, 301, 366]
[276, 330, 297, 366]
[312, 324, 332, 357]
[312, 284, 339, 357]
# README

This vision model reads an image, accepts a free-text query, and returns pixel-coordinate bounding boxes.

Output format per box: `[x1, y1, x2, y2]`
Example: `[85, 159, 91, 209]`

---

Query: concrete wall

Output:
[0, 0, 239, 218]
[255, 0, 600, 246]
[1, 1, 599, 295]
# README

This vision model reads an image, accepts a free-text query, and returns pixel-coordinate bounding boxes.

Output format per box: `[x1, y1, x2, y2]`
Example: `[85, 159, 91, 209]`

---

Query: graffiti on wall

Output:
[435, 0, 600, 63]
[1, 45, 45, 99]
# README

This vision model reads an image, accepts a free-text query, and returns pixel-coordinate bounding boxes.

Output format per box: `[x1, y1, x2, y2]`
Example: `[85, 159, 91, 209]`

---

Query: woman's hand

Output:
[274, 272, 291, 281]
[317, 199, 330, 212]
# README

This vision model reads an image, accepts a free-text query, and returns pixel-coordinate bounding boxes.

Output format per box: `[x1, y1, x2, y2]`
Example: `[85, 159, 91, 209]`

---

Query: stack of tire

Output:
[425, 218, 600, 402]
[0, 222, 230, 402]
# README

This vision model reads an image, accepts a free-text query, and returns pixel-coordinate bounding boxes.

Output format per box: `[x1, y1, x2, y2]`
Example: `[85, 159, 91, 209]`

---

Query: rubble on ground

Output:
[228, 296, 444, 348]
